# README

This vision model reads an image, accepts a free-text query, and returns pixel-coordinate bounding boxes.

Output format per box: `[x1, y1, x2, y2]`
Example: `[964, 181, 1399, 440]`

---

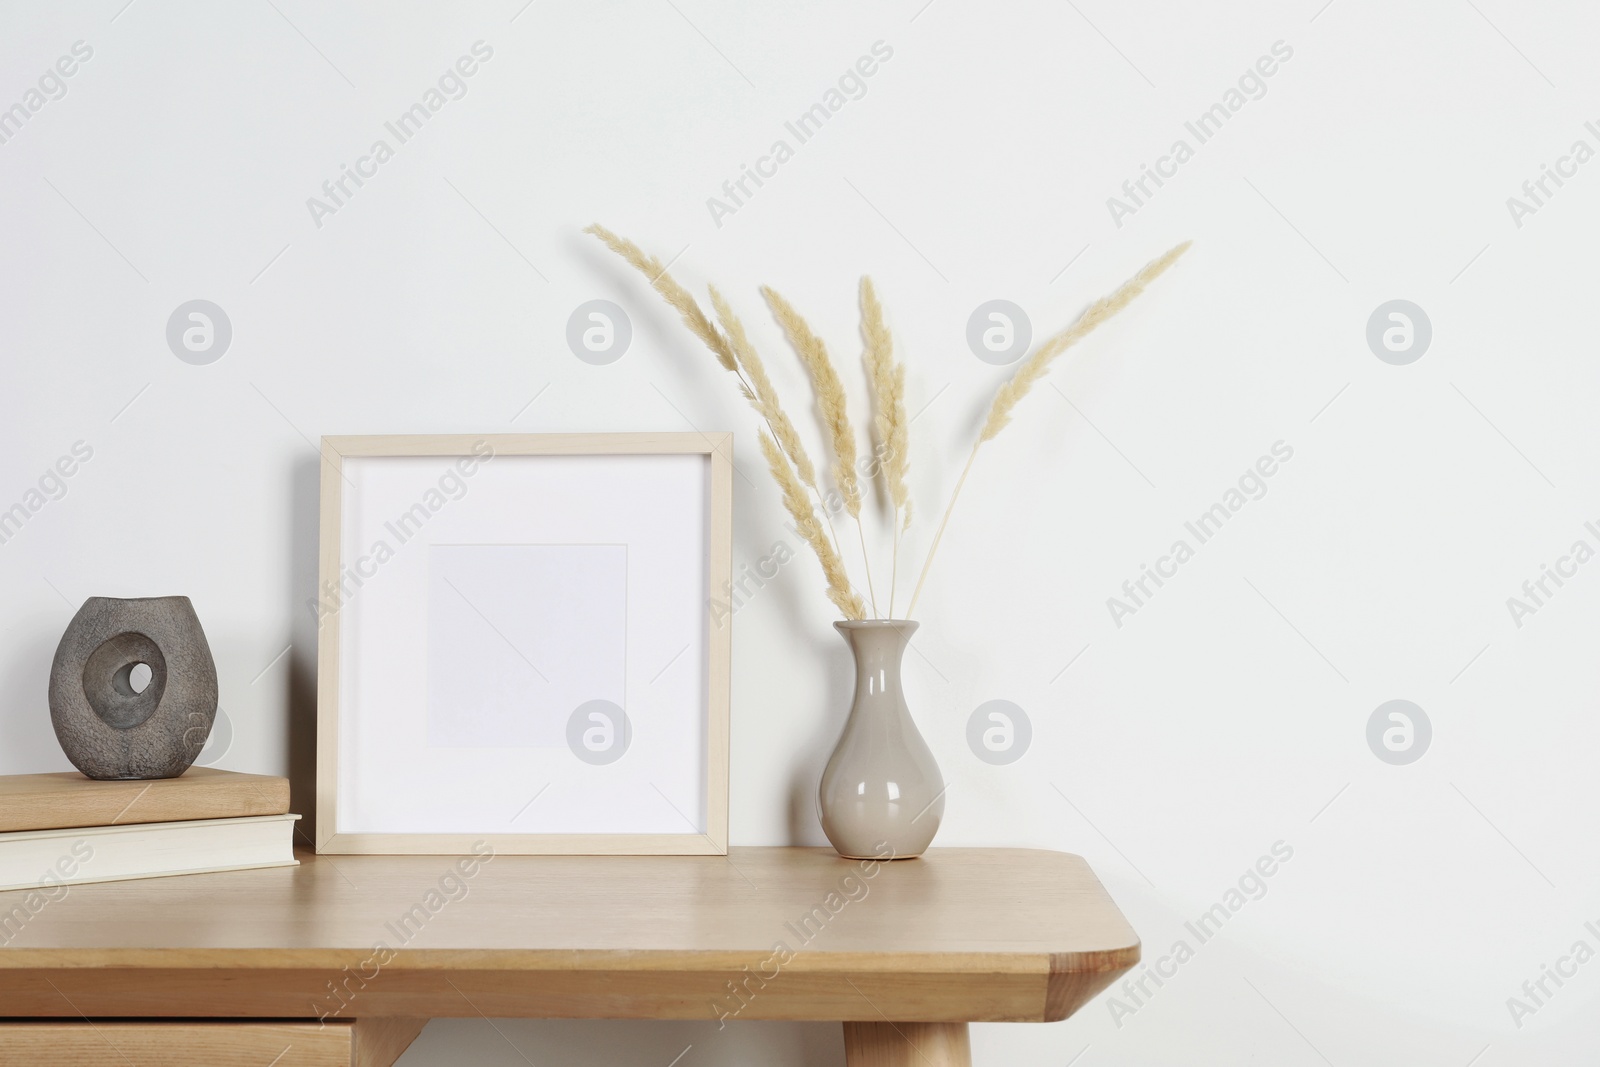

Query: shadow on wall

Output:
[0, 623, 76, 774]
[286, 456, 320, 850]
[1059, 874, 1526, 1063]
[398, 1017, 847, 1067]
[787, 622, 853, 847]
[713, 464, 854, 849]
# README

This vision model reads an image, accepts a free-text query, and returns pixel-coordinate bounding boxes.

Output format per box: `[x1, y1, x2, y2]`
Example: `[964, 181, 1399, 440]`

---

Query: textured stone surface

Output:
[49, 597, 218, 780]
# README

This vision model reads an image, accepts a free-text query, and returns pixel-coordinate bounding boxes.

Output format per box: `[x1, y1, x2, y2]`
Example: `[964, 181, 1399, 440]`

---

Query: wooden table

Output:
[0, 847, 1139, 1066]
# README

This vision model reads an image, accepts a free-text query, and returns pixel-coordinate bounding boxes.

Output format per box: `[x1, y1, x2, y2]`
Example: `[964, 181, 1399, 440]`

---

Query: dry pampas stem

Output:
[706, 285, 819, 490]
[906, 240, 1192, 618]
[588, 222, 1189, 625]
[588, 222, 853, 610]
[583, 224, 736, 372]
[860, 276, 911, 616]
[981, 241, 1192, 442]
[760, 431, 866, 620]
[763, 285, 877, 617]
[586, 224, 833, 541]
[708, 286, 850, 566]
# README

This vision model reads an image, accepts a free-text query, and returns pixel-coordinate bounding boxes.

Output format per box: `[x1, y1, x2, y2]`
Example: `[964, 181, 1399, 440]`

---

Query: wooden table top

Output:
[0, 847, 1139, 1024]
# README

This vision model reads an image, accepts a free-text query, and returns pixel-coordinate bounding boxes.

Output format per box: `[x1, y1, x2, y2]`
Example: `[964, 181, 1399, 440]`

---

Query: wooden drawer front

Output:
[0, 1022, 351, 1065]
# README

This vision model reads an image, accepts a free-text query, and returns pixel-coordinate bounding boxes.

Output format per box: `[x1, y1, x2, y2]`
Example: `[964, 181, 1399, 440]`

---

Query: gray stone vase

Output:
[49, 596, 218, 780]
[817, 620, 944, 859]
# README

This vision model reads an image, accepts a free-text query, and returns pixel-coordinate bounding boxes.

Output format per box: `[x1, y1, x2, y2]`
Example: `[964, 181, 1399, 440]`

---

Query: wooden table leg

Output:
[842, 1022, 971, 1066]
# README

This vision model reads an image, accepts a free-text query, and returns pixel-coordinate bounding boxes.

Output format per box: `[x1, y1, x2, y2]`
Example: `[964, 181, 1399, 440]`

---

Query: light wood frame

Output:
[315, 433, 732, 856]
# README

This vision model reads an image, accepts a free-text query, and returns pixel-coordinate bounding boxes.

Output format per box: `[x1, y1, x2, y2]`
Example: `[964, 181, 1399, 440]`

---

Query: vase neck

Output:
[836, 622, 917, 703]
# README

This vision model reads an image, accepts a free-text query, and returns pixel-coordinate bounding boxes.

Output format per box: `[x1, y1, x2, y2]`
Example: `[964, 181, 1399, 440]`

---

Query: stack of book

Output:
[0, 768, 299, 892]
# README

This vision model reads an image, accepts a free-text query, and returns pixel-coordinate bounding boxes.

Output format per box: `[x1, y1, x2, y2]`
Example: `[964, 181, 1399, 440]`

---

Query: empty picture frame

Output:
[315, 433, 732, 855]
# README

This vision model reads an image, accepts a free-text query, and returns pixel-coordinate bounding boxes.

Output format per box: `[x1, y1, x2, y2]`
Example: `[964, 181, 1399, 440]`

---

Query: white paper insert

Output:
[426, 544, 627, 748]
[336, 452, 710, 836]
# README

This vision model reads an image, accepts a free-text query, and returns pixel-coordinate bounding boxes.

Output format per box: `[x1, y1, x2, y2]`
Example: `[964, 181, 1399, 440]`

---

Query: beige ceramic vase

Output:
[817, 620, 945, 859]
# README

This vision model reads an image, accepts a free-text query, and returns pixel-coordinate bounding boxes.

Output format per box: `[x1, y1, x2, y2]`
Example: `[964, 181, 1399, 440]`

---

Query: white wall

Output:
[2, 0, 1595, 1062]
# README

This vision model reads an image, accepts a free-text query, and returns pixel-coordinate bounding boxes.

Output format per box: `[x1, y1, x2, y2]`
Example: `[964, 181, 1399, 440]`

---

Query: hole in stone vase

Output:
[118, 662, 153, 696]
[83, 632, 167, 730]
